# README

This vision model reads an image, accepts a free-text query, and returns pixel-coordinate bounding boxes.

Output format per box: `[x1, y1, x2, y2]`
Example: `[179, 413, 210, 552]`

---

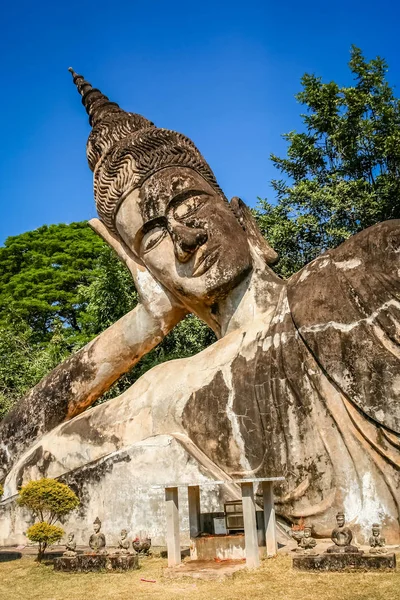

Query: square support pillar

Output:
[263, 481, 277, 557]
[188, 485, 201, 538]
[165, 486, 181, 567]
[241, 482, 260, 569]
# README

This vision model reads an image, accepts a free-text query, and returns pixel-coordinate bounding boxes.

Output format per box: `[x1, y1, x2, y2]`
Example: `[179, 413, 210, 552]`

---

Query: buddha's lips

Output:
[192, 247, 219, 277]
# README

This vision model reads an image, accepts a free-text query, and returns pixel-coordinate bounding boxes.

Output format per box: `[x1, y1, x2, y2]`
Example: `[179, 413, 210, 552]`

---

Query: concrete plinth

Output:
[293, 552, 397, 571]
[190, 534, 268, 561]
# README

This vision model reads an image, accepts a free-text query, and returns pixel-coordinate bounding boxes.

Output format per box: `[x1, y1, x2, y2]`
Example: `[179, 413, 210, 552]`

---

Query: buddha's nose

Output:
[171, 223, 208, 263]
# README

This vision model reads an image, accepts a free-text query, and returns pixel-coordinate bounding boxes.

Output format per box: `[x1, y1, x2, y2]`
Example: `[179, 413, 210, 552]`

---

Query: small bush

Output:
[26, 522, 64, 561]
[0, 483, 3, 498]
[18, 478, 79, 561]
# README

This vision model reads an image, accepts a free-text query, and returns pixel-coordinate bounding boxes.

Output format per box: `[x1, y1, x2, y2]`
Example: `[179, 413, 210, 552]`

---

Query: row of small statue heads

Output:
[292, 512, 387, 555]
[63, 518, 152, 557]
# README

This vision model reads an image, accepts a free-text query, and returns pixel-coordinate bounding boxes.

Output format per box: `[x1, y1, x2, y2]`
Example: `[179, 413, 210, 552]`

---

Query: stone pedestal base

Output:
[293, 552, 396, 571]
[54, 553, 139, 572]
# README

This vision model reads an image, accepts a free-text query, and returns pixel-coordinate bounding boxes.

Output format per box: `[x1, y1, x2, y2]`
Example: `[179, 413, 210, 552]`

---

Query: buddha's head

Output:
[68, 533, 74, 541]
[93, 517, 101, 533]
[372, 523, 380, 537]
[69, 69, 278, 312]
[120, 529, 127, 539]
[304, 527, 312, 538]
[336, 512, 345, 528]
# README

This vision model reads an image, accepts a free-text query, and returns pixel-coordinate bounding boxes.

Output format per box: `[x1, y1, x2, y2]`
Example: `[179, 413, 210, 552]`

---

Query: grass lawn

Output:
[0, 554, 398, 600]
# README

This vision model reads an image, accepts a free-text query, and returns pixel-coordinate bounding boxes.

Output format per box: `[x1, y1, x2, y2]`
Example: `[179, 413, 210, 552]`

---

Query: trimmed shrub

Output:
[26, 522, 64, 561]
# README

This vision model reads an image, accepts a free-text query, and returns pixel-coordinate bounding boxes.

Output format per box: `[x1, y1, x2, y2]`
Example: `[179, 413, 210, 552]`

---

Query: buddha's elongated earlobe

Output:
[230, 197, 278, 265]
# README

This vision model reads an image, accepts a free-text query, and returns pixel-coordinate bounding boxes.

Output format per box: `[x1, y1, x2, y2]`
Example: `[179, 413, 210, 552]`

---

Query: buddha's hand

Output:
[88, 218, 186, 322]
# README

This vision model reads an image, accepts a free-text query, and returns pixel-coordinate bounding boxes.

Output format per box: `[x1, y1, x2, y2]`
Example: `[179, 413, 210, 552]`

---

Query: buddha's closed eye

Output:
[141, 225, 167, 254]
[173, 195, 207, 220]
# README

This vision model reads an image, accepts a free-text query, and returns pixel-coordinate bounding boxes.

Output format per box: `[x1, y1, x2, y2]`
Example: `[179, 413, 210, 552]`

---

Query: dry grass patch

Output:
[0, 554, 398, 600]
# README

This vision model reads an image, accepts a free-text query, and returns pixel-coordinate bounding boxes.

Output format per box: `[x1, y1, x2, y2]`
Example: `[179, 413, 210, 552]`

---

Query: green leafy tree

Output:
[18, 478, 79, 562]
[0, 483, 3, 498]
[0, 222, 105, 339]
[257, 46, 400, 277]
[0, 320, 70, 418]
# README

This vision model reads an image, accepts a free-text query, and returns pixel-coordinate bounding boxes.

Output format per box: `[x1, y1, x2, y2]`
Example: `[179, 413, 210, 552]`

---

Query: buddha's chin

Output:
[175, 262, 252, 308]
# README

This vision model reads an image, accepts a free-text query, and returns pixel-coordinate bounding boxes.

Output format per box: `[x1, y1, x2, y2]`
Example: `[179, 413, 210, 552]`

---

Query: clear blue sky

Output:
[1, 0, 400, 244]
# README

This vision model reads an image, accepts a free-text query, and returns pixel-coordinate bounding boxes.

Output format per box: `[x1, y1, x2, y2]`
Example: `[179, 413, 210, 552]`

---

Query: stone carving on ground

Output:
[369, 523, 387, 554]
[115, 529, 131, 554]
[0, 67, 400, 546]
[326, 513, 360, 554]
[88, 518, 107, 554]
[63, 533, 77, 557]
[295, 527, 317, 554]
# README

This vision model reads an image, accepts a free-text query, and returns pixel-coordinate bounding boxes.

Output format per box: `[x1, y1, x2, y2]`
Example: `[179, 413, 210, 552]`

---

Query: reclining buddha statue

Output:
[0, 69, 399, 544]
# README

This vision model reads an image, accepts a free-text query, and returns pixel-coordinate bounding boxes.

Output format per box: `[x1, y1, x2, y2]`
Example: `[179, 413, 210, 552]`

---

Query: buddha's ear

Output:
[230, 197, 278, 265]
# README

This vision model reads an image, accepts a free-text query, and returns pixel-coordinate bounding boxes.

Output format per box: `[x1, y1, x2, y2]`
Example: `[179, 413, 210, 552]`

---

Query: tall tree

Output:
[256, 46, 400, 277]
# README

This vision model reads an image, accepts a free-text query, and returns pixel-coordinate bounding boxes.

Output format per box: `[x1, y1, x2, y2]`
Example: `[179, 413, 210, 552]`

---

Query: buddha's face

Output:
[304, 529, 311, 538]
[94, 523, 100, 533]
[372, 527, 380, 537]
[121, 529, 127, 539]
[68, 533, 74, 541]
[115, 167, 252, 310]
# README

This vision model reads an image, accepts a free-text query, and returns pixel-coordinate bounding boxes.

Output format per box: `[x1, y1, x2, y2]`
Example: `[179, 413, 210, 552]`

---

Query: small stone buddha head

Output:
[69, 69, 278, 314]
[93, 517, 102, 534]
[336, 512, 345, 528]
[68, 532, 74, 542]
[120, 528, 127, 539]
[372, 523, 381, 537]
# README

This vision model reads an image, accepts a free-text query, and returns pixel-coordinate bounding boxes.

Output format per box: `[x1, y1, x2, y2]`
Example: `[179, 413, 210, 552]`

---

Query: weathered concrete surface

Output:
[190, 534, 266, 561]
[163, 559, 246, 580]
[0, 435, 236, 547]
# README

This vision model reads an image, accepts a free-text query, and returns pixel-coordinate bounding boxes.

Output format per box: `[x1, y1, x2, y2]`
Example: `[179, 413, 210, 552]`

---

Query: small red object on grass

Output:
[140, 578, 156, 583]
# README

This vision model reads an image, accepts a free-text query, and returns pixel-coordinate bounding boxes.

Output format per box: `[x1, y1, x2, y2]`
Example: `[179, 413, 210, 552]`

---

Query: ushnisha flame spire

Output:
[68, 67, 124, 126]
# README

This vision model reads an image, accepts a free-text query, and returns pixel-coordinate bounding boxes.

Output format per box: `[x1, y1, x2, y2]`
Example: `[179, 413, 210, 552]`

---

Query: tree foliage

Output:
[0, 223, 104, 339]
[0, 321, 71, 418]
[18, 478, 79, 561]
[256, 46, 400, 277]
[17, 478, 79, 523]
[26, 522, 65, 562]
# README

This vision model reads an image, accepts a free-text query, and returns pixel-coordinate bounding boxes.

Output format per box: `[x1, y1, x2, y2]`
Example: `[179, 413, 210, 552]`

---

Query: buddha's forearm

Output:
[65, 302, 187, 418]
[0, 302, 186, 479]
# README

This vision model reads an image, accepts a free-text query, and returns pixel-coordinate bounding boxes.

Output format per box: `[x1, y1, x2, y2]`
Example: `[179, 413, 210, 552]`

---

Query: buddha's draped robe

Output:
[183, 220, 400, 540]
